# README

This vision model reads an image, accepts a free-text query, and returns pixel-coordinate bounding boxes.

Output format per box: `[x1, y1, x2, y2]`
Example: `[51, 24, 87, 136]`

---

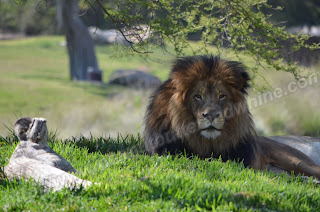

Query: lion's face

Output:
[144, 55, 255, 156]
[187, 80, 232, 139]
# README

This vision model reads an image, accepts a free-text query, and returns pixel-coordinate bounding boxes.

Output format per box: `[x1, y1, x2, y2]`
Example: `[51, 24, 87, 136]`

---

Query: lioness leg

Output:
[259, 137, 320, 179]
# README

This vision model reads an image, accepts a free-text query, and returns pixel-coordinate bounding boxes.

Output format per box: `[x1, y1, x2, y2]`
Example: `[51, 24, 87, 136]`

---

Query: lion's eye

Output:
[219, 94, 226, 100]
[194, 94, 202, 101]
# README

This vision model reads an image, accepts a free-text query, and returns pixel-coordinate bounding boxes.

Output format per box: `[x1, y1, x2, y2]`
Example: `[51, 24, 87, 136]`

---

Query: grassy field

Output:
[0, 36, 320, 138]
[0, 36, 174, 138]
[1, 36, 320, 211]
[1, 133, 320, 211]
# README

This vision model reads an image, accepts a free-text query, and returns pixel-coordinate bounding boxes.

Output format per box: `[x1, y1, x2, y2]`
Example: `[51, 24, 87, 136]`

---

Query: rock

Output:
[108, 70, 161, 89]
[88, 27, 128, 45]
[4, 117, 95, 191]
[88, 26, 163, 46]
[87, 67, 103, 82]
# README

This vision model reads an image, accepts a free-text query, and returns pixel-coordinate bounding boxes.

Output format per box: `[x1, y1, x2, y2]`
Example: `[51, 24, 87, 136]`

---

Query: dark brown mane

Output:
[171, 55, 250, 96]
[144, 55, 258, 166]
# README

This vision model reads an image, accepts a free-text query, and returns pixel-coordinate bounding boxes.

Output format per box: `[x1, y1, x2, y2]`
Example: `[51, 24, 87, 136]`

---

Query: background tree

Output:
[0, 0, 100, 81]
[0, 0, 57, 35]
[56, 0, 100, 81]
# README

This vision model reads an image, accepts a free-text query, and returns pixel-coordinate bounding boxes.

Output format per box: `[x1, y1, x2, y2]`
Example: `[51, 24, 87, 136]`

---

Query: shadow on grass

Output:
[1, 129, 145, 155]
[0, 178, 13, 188]
[53, 134, 145, 155]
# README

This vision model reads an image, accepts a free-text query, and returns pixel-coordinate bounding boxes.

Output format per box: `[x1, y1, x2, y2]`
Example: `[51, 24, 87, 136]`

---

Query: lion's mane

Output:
[144, 55, 259, 167]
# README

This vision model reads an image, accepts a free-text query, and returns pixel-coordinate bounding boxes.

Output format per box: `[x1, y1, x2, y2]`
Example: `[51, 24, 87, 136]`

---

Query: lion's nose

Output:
[202, 110, 221, 122]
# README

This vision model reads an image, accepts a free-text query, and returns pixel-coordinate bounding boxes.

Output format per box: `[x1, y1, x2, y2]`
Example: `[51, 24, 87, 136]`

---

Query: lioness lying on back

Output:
[144, 55, 320, 179]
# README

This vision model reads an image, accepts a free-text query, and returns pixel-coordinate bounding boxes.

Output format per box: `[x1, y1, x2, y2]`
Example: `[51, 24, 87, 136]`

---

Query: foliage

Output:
[0, 0, 57, 35]
[92, 0, 320, 83]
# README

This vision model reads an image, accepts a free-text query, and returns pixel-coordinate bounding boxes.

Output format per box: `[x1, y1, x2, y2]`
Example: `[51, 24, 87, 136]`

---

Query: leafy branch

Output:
[91, 0, 319, 82]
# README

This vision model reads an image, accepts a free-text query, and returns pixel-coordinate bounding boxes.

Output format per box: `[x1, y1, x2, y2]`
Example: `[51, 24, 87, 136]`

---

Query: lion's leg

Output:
[144, 131, 191, 156]
[259, 137, 320, 179]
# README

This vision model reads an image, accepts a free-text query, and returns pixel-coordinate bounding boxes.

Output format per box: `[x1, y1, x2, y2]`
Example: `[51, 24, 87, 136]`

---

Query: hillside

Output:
[0, 36, 172, 138]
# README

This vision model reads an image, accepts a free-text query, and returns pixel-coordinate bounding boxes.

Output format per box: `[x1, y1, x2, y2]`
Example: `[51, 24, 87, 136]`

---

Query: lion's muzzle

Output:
[198, 108, 225, 139]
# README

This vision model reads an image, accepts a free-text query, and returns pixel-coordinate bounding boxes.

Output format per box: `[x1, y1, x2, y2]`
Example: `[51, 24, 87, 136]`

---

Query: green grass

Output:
[0, 36, 174, 138]
[1, 133, 320, 211]
[1, 36, 320, 211]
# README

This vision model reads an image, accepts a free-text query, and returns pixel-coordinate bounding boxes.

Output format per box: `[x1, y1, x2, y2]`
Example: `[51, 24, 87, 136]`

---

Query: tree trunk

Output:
[56, 0, 100, 81]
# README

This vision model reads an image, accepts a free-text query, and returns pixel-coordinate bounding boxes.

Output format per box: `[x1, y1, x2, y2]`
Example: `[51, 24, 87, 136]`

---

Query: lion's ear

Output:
[227, 61, 250, 94]
[238, 68, 250, 94]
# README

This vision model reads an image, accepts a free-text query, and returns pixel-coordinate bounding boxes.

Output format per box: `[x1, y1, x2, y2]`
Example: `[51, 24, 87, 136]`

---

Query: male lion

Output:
[144, 55, 320, 179]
